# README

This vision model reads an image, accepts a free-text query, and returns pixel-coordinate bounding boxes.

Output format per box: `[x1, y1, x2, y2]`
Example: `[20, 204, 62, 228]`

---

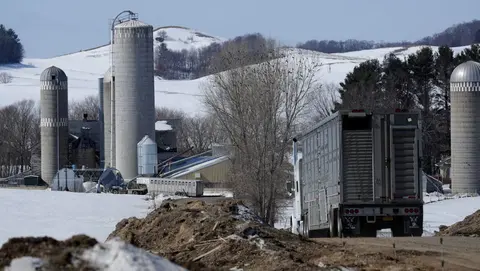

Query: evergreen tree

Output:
[406, 47, 437, 173]
[334, 59, 383, 111]
[0, 24, 24, 64]
[434, 46, 455, 112]
[381, 53, 415, 110]
[455, 44, 480, 63]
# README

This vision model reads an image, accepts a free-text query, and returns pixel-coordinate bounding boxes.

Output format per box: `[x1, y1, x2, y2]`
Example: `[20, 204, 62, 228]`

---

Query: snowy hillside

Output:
[0, 27, 471, 115]
[0, 26, 222, 116]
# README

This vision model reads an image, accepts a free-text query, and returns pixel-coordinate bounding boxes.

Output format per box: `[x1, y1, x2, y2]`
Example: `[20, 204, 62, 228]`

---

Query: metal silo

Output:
[103, 67, 115, 168]
[137, 135, 158, 176]
[40, 66, 69, 185]
[450, 60, 480, 194]
[113, 19, 155, 181]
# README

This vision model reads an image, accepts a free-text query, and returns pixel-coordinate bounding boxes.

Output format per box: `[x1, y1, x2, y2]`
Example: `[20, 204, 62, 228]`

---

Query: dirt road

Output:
[313, 236, 480, 270]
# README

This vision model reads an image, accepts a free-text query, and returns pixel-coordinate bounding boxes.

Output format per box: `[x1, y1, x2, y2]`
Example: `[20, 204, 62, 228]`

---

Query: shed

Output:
[166, 155, 231, 189]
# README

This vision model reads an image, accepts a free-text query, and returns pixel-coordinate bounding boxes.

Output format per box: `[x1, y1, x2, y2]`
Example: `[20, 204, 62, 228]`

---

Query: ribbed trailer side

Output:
[298, 112, 342, 234]
[294, 110, 423, 238]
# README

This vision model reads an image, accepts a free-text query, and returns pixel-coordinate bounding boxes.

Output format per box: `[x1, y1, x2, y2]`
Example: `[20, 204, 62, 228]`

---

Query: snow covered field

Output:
[0, 25, 472, 116]
[0, 189, 151, 246]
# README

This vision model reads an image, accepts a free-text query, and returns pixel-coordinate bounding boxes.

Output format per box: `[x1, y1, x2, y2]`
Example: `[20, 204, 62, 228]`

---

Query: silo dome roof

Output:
[103, 67, 114, 83]
[450, 60, 480, 83]
[40, 66, 67, 82]
[114, 19, 152, 29]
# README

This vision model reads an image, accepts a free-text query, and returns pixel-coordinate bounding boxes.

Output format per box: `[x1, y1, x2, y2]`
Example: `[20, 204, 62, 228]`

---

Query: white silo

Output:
[113, 19, 155, 181]
[450, 60, 480, 194]
[103, 67, 115, 168]
[137, 135, 158, 176]
[40, 66, 69, 185]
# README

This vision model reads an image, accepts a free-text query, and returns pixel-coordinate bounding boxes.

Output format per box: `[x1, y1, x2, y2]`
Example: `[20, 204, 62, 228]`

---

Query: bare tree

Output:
[0, 72, 13, 84]
[155, 106, 186, 120]
[308, 82, 338, 123]
[0, 100, 40, 177]
[155, 107, 226, 154]
[69, 95, 99, 120]
[177, 114, 228, 154]
[204, 40, 321, 225]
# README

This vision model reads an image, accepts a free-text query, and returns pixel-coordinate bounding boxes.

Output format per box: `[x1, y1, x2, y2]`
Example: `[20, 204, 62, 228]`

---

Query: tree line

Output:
[0, 24, 24, 64]
[154, 32, 275, 80]
[334, 44, 480, 175]
[297, 20, 480, 54]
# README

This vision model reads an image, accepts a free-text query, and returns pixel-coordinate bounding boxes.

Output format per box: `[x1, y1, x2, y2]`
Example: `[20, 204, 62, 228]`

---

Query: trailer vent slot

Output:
[392, 128, 417, 198]
[342, 130, 374, 202]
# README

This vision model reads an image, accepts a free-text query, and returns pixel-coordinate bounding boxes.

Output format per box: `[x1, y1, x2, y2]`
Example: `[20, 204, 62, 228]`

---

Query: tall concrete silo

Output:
[40, 66, 69, 185]
[113, 19, 155, 181]
[450, 60, 480, 194]
[103, 67, 115, 168]
[98, 77, 105, 168]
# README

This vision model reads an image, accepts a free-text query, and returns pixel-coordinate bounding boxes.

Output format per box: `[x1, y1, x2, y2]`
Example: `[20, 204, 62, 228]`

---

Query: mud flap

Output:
[408, 216, 420, 229]
[341, 216, 360, 236]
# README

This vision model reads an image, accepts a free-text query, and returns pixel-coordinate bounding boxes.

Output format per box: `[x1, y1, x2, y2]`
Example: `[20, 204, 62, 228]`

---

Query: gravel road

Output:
[313, 236, 480, 270]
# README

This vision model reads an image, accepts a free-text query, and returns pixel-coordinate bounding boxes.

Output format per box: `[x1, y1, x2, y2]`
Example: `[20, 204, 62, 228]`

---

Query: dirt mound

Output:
[108, 198, 440, 271]
[0, 235, 98, 270]
[0, 235, 186, 271]
[436, 209, 480, 236]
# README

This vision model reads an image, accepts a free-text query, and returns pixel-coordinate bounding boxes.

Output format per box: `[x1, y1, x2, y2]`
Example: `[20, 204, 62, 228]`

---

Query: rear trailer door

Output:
[341, 112, 374, 203]
[389, 113, 421, 200]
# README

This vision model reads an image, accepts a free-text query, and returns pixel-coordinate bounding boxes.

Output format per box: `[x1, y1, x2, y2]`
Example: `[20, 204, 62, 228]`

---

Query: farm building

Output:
[163, 155, 231, 190]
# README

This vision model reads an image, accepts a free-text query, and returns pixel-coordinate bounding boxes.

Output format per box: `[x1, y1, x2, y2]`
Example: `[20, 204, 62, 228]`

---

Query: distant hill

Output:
[297, 19, 480, 54]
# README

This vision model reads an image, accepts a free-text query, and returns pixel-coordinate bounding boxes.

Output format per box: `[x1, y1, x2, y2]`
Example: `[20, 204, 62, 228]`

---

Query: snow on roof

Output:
[168, 155, 230, 178]
[155, 120, 172, 131]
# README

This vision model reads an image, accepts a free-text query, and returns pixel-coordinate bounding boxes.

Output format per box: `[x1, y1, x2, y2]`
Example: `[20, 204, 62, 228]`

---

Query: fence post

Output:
[440, 237, 444, 270]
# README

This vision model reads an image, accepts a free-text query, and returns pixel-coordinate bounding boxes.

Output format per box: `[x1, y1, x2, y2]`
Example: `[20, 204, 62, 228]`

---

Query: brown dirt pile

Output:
[108, 198, 441, 271]
[436, 209, 480, 236]
[0, 234, 98, 270]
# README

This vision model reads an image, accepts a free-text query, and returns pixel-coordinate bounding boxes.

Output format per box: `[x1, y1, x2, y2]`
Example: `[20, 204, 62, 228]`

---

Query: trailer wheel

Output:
[329, 208, 338, 237]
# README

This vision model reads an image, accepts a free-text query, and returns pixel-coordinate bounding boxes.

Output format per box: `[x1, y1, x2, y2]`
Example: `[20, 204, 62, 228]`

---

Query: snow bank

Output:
[5, 239, 186, 271]
[81, 238, 186, 271]
[148, 193, 187, 209]
[5, 257, 44, 271]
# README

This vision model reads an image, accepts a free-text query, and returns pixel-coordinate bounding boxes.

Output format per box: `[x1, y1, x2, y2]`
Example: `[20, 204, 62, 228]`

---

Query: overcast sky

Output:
[3, 0, 480, 58]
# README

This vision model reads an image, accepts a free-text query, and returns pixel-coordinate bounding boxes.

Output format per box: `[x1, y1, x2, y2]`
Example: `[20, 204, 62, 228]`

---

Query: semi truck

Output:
[291, 109, 423, 237]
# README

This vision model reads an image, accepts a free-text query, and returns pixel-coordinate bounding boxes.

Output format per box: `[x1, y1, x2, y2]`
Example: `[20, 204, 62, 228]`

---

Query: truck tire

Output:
[329, 209, 338, 237]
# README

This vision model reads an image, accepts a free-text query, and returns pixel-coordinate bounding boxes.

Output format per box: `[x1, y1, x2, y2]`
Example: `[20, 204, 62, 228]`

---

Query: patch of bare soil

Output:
[0, 235, 98, 270]
[108, 198, 444, 271]
[437, 210, 480, 237]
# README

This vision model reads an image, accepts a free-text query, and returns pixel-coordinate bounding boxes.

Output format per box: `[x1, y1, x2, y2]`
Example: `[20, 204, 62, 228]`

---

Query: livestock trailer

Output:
[136, 177, 204, 197]
[291, 109, 423, 237]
